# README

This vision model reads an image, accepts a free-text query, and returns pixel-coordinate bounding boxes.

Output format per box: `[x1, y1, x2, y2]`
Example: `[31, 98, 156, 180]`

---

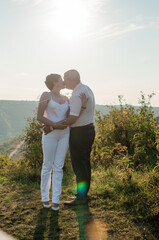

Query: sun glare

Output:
[48, 0, 90, 39]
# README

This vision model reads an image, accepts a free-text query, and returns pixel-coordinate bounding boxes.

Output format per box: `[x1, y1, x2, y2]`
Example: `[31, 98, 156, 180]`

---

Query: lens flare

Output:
[77, 181, 87, 195]
[85, 219, 108, 240]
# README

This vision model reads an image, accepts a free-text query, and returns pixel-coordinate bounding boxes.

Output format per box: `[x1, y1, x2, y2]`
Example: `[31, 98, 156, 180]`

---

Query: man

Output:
[62, 69, 95, 205]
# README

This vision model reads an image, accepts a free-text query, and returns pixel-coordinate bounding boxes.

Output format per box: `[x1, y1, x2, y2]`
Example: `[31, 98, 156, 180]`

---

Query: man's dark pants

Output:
[69, 124, 95, 201]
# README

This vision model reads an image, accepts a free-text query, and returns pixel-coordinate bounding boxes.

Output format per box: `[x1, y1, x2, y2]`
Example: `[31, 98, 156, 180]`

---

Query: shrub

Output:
[0, 153, 11, 175]
[23, 117, 43, 170]
[93, 93, 158, 169]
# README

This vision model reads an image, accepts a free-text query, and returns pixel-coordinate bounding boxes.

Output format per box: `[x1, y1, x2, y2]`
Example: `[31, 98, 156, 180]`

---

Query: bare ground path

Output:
[9, 141, 24, 158]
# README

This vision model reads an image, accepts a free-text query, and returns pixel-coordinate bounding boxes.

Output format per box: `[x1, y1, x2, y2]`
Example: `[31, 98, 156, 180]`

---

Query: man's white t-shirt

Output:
[69, 83, 95, 127]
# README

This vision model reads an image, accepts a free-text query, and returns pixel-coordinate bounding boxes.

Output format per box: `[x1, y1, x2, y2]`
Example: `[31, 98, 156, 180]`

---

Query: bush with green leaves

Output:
[93, 93, 158, 168]
[23, 117, 43, 173]
[0, 153, 11, 176]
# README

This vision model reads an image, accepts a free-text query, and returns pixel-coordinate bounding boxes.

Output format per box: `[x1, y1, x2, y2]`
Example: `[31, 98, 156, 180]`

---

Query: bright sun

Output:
[48, 0, 90, 39]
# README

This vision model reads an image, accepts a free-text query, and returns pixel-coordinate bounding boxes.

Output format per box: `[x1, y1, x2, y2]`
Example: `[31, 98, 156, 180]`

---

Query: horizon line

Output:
[0, 99, 159, 108]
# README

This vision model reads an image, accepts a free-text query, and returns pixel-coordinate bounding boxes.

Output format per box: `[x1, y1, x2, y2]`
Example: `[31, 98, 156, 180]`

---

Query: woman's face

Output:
[63, 74, 72, 89]
[54, 77, 65, 90]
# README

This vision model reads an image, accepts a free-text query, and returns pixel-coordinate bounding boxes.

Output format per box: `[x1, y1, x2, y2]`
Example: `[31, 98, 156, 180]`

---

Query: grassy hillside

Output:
[0, 157, 159, 240]
[0, 97, 159, 239]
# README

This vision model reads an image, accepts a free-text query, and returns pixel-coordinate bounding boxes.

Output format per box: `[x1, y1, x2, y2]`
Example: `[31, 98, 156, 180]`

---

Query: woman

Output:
[37, 73, 87, 211]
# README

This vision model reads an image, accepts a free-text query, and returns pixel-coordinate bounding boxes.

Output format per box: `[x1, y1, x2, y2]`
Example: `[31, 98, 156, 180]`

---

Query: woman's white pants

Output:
[41, 128, 69, 204]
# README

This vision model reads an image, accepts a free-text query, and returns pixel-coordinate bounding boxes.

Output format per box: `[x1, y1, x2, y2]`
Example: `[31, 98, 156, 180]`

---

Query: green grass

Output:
[0, 162, 159, 240]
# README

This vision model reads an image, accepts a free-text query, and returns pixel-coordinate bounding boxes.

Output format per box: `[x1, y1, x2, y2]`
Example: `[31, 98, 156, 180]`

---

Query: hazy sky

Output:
[0, 0, 159, 106]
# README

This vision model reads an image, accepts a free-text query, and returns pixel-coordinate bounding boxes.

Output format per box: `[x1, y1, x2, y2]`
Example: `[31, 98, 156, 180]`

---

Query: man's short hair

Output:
[64, 69, 80, 82]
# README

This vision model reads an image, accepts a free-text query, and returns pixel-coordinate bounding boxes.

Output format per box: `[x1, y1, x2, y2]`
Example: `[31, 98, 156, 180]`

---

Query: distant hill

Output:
[95, 104, 159, 117]
[0, 100, 159, 143]
[0, 100, 37, 143]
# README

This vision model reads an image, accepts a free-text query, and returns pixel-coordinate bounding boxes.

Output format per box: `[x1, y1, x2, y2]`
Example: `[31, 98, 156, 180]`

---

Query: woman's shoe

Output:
[52, 203, 59, 211]
[43, 202, 51, 208]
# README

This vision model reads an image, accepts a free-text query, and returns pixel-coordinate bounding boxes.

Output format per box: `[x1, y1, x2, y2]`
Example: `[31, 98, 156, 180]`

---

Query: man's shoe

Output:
[64, 198, 87, 206]
[70, 195, 90, 201]
[70, 196, 76, 200]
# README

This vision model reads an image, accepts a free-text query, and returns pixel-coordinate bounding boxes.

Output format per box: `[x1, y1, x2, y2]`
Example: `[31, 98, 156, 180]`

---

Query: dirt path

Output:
[0, 229, 16, 240]
[9, 141, 24, 158]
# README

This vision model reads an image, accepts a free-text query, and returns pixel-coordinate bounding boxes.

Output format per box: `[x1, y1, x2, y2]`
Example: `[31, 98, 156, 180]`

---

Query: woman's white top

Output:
[44, 94, 69, 123]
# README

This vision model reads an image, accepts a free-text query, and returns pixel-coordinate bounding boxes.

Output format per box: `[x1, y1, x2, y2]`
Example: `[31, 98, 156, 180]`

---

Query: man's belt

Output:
[71, 123, 94, 129]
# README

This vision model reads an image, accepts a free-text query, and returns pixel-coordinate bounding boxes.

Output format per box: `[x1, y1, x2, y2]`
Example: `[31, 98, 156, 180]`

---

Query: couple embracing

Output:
[37, 69, 95, 211]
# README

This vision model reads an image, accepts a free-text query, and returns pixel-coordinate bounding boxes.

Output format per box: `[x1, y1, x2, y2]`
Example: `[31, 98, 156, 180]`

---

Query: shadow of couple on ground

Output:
[33, 208, 60, 240]
[74, 203, 93, 240]
[33, 203, 104, 240]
